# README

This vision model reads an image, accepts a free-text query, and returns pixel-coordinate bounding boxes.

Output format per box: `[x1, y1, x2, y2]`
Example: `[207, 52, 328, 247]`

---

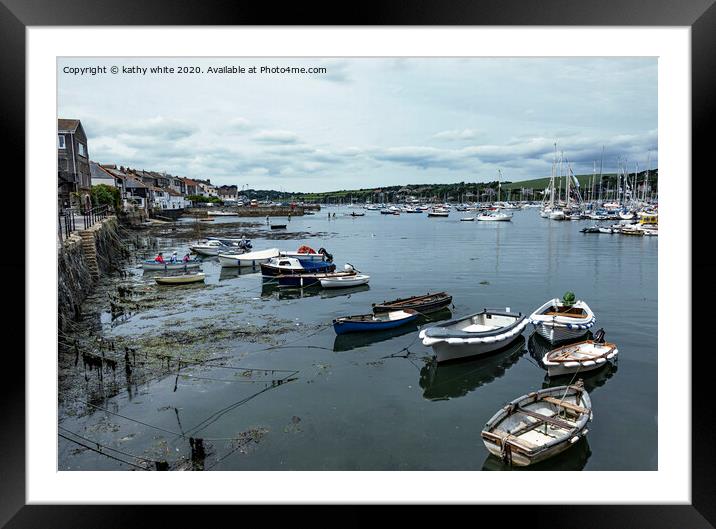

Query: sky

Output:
[58, 57, 657, 192]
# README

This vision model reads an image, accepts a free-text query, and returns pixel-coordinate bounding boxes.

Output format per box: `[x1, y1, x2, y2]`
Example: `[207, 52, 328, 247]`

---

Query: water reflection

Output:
[261, 283, 321, 300]
[219, 266, 260, 281]
[419, 336, 526, 401]
[482, 436, 592, 471]
[541, 361, 618, 393]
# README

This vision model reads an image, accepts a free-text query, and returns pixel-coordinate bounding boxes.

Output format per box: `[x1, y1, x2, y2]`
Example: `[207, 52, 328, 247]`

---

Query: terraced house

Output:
[57, 118, 91, 210]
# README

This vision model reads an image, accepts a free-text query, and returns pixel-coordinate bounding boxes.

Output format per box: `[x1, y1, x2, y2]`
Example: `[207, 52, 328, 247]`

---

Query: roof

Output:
[90, 161, 113, 180]
[124, 175, 148, 188]
[182, 177, 200, 186]
[58, 119, 80, 133]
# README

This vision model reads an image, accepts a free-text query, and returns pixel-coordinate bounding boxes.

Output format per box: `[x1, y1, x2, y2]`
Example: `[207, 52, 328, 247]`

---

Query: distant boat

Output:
[373, 292, 452, 314]
[155, 272, 206, 285]
[477, 212, 512, 222]
[349, 212, 365, 217]
[460, 217, 476, 222]
[529, 296, 596, 344]
[333, 309, 419, 335]
[270, 224, 287, 230]
[217, 248, 280, 268]
[419, 308, 528, 363]
[207, 210, 237, 216]
[427, 208, 449, 217]
[481, 380, 592, 467]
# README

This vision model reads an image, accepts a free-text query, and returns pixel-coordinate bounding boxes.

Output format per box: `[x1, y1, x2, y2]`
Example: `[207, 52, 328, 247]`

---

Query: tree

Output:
[91, 184, 121, 212]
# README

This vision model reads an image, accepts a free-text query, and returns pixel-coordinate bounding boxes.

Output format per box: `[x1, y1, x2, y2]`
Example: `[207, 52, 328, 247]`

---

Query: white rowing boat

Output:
[320, 274, 370, 288]
[529, 295, 596, 344]
[481, 380, 592, 467]
[542, 330, 618, 376]
[218, 248, 280, 268]
[155, 273, 206, 285]
[419, 308, 528, 363]
[141, 260, 201, 271]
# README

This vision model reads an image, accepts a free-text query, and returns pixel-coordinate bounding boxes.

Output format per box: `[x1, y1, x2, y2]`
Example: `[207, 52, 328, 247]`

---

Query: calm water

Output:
[59, 207, 657, 470]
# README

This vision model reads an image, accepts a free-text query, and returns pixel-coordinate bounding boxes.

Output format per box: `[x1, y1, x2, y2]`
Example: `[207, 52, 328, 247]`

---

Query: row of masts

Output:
[544, 143, 656, 209]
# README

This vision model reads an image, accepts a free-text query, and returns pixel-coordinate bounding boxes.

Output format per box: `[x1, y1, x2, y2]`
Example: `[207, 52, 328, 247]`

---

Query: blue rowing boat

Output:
[332, 309, 419, 335]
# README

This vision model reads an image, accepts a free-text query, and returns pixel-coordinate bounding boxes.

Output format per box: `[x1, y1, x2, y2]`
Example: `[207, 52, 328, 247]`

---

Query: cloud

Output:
[251, 130, 299, 144]
[433, 129, 482, 141]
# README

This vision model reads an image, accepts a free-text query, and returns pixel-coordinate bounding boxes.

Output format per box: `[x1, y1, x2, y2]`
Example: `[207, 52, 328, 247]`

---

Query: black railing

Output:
[83, 205, 109, 230]
[58, 205, 110, 242]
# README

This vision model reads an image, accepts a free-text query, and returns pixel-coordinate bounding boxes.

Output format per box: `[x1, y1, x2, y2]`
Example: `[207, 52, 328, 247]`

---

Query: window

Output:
[57, 135, 65, 149]
[78, 143, 86, 157]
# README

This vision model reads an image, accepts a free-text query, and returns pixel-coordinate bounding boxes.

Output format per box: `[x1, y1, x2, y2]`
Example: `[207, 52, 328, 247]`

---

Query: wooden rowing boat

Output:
[372, 292, 452, 314]
[481, 380, 592, 466]
[155, 273, 206, 285]
[542, 331, 618, 376]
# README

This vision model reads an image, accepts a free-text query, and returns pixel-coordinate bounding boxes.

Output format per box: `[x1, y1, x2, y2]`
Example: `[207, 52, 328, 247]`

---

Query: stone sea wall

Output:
[57, 216, 129, 332]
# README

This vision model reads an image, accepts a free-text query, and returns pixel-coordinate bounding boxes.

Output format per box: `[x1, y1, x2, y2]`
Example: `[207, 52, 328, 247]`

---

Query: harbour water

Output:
[58, 207, 657, 470]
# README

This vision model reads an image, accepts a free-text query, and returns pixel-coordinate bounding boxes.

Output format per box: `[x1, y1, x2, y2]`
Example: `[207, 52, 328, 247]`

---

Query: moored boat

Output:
[477, 212, 512, 222]
[460, 217, 476, 221]
[141, 259, 202, 271]
[542, 330, 618, 376]
[481, 380, 592, 467]
[155, 272, 206, 285]
[320, 274, 370, 288]
[427, 208, 450, 217]
[529, 293, 596, 344]
[260, 256, 336, 277]
[419, 308, 528, 363]
[333, 309, 419, 335]
[373, 292, 452, 314]
[217, 248, 280, 268]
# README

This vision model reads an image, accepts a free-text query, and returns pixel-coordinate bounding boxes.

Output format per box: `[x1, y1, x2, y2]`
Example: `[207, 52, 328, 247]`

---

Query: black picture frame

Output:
[4, 0, 710, 525]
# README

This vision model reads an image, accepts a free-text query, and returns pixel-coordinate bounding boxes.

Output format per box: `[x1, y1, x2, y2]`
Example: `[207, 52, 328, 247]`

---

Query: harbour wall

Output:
[57, 216, 129, 333]
[185, 206, 318, 217]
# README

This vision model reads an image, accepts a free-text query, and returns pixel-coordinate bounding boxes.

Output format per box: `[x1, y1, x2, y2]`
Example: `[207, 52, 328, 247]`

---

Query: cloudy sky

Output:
[58, 57, 657, 191]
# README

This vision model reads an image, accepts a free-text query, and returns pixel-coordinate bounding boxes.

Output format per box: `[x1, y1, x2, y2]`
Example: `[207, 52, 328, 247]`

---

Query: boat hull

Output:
[261, 262, 336, 277]
[373, 293, 452, 314]
[155, 273, 205, 285]
[333, 312, 418, 335]
[141, 261, 201, 271]
[534, 324, 590, 344]
[320, 275, 370, 288]
[217, 249, 280, 268]
[431, 334, 524, 363]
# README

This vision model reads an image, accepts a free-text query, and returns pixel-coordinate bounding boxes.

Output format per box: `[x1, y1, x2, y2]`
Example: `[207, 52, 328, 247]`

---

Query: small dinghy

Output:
[481, 380, 592, 467]
[580, 225, 601, 233]
[542, 329, 618, 376]
[320, 274, 370, 288]
[141, 259, 202, 271]
[333, 309, 419, 335]
[529, 293, 596, 344]
[373, 292, 452, 314]
[349, 212, 365, 217]
[155, 272, 206, 285]
[419, 308, 528, 363]
[460, 217, 476, 222]
[270, 224, 287, 230]
[217, 248, 280, 268]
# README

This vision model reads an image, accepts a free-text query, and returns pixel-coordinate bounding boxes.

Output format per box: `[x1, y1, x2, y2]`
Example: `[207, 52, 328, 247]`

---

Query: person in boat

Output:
[169, 251, 178, 263]
[154, 252, 165, 263]
[183, 253, 191, 263]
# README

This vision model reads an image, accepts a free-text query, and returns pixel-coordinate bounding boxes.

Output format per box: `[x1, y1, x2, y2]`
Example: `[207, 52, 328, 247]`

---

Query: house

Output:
[123, 174, 151, 211]
[217, 185, 239, 203]
[182, 177, 200, 196]
[99, 165, 129, 204]
[90, 161, 116, 187]
[194, 178, 218, 197]
[58, 118, 91, 210]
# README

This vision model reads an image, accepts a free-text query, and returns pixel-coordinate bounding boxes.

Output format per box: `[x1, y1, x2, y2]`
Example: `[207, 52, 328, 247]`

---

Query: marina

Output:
[58, 206, 657, 471]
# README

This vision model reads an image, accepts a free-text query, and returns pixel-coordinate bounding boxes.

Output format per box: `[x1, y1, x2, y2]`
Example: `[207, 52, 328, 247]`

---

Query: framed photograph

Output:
[5, 0, 711, 524]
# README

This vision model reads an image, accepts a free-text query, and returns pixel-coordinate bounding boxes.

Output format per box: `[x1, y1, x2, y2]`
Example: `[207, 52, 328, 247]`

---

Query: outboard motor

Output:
[344, 263, 355, 272]
[593, 328, 606, 344]
[318, 247, 334, 263]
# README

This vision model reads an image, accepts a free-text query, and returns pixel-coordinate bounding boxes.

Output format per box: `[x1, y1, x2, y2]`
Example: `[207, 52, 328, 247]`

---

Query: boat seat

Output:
[543, 311, 589, 318]
[463, 323, 499, 333]
[542, 397, 589, 415]
[517, 407, 574, 430]
[485, 429, 539, 451]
